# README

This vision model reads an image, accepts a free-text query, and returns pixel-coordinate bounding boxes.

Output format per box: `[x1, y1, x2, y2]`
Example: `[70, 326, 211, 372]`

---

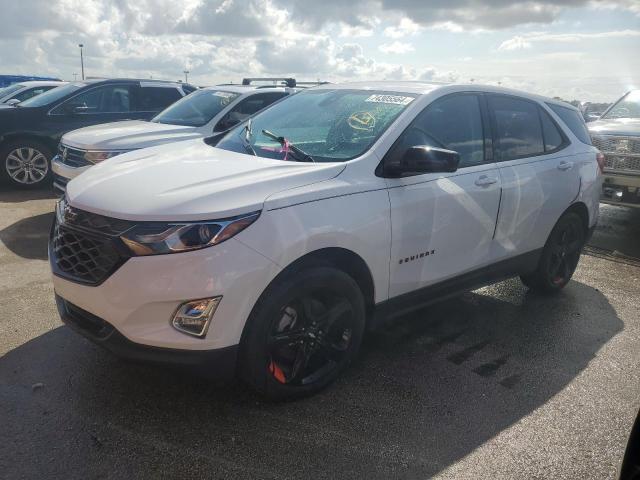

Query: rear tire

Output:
[239, 266, 365, 400]
[520, 212, 585, 294]
[0, 139, 53, 189]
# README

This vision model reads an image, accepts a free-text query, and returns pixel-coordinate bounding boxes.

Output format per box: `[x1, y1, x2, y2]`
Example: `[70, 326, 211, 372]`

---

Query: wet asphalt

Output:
[1, 188, 639, 480]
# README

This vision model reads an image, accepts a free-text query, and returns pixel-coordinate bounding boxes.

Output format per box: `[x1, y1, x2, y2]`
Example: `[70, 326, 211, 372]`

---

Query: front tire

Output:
[239, 266, 365, 400]
[521, 212, 586, 294]
[0, 140, 53, 188]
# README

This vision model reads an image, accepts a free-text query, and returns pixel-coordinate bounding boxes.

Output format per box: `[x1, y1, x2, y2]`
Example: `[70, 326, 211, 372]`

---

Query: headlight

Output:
[84, 150, 129, 164]
[120, 211, 260, 256]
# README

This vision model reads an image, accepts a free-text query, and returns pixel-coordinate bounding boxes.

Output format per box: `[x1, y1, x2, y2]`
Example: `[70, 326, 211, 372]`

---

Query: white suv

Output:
[51, 81, 295, 193]
[0, 80, 66, 106]
[50, 82, 601, 399]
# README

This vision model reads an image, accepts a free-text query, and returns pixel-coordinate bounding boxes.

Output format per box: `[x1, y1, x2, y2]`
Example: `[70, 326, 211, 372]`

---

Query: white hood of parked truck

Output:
[66, 139, 345, 221]
[62, 120, 203, 151]
[588, 118, 640, 137]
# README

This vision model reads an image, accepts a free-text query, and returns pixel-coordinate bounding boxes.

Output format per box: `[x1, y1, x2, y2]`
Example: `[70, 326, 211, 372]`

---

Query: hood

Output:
[66, 139, 346, 221]
[588, 118, 640, 137]
[62, 120, 201, 151]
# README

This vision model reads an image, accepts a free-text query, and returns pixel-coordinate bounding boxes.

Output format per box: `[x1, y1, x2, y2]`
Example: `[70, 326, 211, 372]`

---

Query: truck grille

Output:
[58, 144, 91, 168]
[49, 202, 133, 286]
[591, 135, 640, 174]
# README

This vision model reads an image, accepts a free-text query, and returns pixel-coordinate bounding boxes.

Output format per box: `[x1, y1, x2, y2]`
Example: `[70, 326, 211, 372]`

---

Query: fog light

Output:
[171, 297, 221, 338]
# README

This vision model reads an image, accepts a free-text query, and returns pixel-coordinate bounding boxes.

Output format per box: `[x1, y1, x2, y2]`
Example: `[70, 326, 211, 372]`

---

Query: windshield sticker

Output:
[365, 94, 414, 106]
[348, 112, 376, 131]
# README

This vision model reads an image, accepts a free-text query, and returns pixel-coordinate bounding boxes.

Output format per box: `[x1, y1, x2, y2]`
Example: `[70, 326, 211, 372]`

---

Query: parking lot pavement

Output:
[1, 188, 639, 480]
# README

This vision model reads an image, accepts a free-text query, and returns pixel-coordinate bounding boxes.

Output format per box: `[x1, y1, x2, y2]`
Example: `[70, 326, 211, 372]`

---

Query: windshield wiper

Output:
[261, 129, 315, 163]
[242, 119, 257, 156]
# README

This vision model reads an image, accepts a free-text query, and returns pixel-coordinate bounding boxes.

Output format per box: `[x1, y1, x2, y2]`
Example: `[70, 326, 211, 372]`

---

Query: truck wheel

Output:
[239, 266, 365, 400]
[0, 140, 53, 188]
[521, 212, 585, 294]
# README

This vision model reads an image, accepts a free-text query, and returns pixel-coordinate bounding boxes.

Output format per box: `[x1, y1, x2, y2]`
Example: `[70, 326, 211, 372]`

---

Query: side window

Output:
[539, 107, 565, 152]
[137, 86, 182, 112]
[489, 95, 544, 161]
[56, 85, 131, 114]
[214, 92, 287, 132]
[547, 103, 592, 145]
[14, 86, 53, 102]
[387, 94, 485, 169]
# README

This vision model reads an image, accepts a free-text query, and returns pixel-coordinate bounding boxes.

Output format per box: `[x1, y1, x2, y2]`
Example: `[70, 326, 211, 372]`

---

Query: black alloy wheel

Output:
[521, 212, 585, 293]
[547, 219, 583, 286]
[267, 293, 354, 386]
[239, 266, 365, 400]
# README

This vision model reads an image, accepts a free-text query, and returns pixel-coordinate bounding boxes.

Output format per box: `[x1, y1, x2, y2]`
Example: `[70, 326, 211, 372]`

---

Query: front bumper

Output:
[56, 294, 238, 379]
[51, 235, 280, 352]
[601, 172, 640, 208]
[51, 156, 90, 193]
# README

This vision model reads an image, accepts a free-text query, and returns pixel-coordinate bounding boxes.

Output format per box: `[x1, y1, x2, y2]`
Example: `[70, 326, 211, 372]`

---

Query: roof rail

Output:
[295, 81, 330, 88]
[242, 77, 296, 88]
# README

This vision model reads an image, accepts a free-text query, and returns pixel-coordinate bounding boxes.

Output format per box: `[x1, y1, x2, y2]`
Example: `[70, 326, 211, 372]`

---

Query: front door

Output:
[385, 93, 501, 298]
[47, 84, 138, 141]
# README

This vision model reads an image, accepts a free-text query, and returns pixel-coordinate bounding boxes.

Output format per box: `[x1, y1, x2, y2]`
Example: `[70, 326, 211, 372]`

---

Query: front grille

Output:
[601, 155, 640, 173]
[58, 144, 91, 168]
[591, 135, 640, 174]
[50, 203, 133, 285]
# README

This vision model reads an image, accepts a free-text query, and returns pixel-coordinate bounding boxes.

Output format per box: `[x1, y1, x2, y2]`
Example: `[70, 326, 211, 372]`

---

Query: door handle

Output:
[475, 175, 498, 187]
[557, 161, 574, 171]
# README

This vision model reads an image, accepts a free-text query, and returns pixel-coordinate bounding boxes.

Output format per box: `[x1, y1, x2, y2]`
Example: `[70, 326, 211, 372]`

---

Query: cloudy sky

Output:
[2, 0, 639, 101]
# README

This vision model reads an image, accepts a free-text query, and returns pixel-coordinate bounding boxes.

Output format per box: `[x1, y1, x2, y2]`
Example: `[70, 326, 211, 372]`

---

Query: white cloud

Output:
[383, 18, 422, 38]
[499, 29, 640, 50]
[379, 41, 415, 54]
[0, 0, 638, 102]
[498, 36, 533, 51]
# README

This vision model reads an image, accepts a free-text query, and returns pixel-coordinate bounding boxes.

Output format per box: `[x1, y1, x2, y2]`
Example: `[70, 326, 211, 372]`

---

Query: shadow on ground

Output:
[0, 279, 622, 479]
[0, 212, 53, 260]
[0, 184, 57, 203]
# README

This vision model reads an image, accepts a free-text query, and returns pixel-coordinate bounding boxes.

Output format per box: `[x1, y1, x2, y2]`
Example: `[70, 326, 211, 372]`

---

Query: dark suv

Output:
[0, 78, 196, 188]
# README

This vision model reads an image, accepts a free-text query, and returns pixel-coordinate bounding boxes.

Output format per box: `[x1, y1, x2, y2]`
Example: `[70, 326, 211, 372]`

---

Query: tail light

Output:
[596, 151, 605, 174]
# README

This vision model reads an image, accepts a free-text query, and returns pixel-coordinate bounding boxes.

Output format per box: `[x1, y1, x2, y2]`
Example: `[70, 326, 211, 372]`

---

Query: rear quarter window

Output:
[137, 86, 182, 112]
[547, 103, 592, 145]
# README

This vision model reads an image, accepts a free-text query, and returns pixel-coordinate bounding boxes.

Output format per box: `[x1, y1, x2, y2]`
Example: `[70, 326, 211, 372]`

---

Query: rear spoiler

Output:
[242, 77, 296, 88]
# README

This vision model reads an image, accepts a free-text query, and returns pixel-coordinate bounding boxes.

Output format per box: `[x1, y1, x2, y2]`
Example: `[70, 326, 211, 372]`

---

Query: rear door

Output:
[487, 94, 580, 261]
[386, 92, 502, 298]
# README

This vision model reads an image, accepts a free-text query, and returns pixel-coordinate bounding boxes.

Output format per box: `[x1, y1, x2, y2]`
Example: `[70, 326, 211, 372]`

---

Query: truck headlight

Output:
[120, 211, 260, 256]
[172, 297, 222, 337]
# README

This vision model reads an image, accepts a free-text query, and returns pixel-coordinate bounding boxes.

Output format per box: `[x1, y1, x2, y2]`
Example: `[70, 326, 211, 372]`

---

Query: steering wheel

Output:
[325, 114, 354, 153]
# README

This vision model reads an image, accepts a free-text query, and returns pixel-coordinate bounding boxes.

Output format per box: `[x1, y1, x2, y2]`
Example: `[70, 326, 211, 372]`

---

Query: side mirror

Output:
[5, 99, 20, 106]
[386, 146, 460, 177]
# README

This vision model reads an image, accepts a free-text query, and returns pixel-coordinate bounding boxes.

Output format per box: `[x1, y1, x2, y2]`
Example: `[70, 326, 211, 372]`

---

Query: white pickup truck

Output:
[589, 90, 640, 208]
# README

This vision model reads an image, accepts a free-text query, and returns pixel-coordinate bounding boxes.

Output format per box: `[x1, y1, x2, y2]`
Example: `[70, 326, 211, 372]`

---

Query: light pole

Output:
[183, 70, 189, 83]
[72, 73, 78, 81]
[78, 44, 85, 80]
